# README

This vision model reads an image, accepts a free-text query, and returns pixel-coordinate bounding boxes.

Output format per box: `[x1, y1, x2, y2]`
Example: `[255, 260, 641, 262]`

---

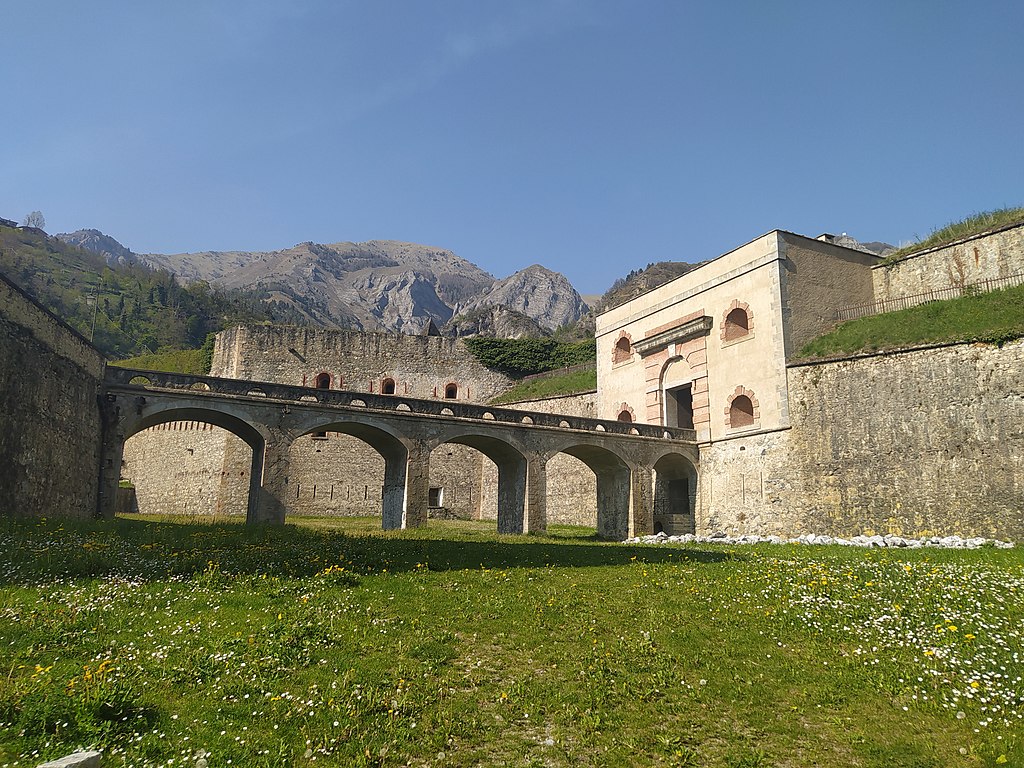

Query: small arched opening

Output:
[444, 383, 458, 399]
[314, 372, 331, 389]
[653, 453, 697, 536]
[381, 378, 397, 395]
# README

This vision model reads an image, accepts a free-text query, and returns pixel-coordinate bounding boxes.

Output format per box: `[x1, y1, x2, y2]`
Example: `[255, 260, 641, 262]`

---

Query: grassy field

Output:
[797, 283, 1024, 359]
[1, 516, 1021, 768]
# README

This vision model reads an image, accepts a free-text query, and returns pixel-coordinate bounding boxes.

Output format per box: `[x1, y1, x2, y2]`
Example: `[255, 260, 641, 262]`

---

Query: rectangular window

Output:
[428, 487, 443, 507]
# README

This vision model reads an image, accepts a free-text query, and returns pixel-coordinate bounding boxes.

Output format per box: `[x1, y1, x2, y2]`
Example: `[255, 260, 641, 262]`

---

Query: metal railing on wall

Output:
[835, 272, 1024, 322]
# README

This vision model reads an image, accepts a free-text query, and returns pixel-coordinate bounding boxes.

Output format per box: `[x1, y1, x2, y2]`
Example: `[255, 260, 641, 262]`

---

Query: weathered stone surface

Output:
[0, 274, 105, 519]
[873, 220, 1024, 301]
[699, 339, 1024, 541]
[37, 749, 102, 768]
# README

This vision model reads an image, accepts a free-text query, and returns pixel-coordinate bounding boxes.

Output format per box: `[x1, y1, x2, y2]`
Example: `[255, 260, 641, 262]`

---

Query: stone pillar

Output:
[524, 453, 548, 534]
[404, 441, 430, 528]
[250, 430, 290, 525]
[629, 464, 654, 538]
[595, 466, 631, 540]
[382, 454, 407, 530]
[496, 454, 528, 535]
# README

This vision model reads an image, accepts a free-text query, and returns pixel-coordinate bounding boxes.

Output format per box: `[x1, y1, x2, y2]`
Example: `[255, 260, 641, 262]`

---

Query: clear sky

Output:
[3, 1, 1023, 295]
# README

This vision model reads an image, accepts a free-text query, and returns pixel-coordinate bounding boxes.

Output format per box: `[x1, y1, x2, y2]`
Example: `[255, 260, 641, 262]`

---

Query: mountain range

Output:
[57, 230, 589, 337]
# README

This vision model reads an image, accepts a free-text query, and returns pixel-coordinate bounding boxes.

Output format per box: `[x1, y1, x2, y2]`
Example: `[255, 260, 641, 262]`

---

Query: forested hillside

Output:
[0, 223, 306, 359]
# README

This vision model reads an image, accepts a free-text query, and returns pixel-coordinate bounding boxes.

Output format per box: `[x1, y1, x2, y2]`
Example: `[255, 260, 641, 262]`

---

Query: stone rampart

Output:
[699, 339, 1024, 540]
[872, 221, 1024, 302]
[0, 273, 106, 519]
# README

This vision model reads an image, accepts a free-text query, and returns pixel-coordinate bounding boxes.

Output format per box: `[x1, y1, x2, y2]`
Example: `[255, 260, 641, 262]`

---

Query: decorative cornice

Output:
[634, 316, 713, 356]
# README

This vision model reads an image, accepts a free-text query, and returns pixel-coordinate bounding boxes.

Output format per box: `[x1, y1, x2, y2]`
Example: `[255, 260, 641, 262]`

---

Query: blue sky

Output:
[3, 1, 1022, 294]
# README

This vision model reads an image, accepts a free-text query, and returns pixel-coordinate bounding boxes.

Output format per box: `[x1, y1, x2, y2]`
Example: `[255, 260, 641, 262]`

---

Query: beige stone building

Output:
[596, 231, 879, 440]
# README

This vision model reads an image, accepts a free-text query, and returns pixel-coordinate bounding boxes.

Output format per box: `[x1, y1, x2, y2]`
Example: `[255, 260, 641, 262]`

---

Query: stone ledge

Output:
[38, 751, 102, 768]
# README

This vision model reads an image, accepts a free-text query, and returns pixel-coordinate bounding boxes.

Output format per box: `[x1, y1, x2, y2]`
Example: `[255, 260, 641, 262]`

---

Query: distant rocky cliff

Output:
[57, 232, 590, 337]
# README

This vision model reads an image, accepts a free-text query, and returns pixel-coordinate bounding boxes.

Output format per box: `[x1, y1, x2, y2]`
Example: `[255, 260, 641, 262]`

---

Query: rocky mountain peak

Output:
[56, 229, 136, 265]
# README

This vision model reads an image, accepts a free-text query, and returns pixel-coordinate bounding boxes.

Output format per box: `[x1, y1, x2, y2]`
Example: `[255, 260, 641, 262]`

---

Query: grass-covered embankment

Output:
[798, 283, 1024, 359]
[490, 367, 596, 405]
[1, 515, 1021, 767]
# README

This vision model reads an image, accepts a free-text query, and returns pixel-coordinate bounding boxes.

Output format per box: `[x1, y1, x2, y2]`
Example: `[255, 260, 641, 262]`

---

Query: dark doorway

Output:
[664, 384, 694, 429]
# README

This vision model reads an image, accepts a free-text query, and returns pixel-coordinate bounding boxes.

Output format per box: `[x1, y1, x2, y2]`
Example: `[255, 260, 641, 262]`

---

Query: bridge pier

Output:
[402, 441, 430, 529]
[496, 454, 528, 535]
[595, 465, 632, 540]
[629, 465, 654, 538]
[251, 430, 291, 525]
[524, 454, 548, 534]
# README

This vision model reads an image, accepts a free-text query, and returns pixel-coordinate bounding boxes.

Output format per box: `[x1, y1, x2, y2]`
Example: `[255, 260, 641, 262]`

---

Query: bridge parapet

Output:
[105, 367, 697, 442]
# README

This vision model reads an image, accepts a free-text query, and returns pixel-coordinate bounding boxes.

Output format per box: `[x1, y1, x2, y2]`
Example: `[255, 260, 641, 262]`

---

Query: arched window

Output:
[314, 372, 331, 389]
[381, 378, 396, 395]
[729, 395, 755, 428]
[722, 302, 753, 343]
[723, 308, 749, 341]
[612, 334, 633, 364]
[617, 409, 633, 423]
[444, 383, 458, 399]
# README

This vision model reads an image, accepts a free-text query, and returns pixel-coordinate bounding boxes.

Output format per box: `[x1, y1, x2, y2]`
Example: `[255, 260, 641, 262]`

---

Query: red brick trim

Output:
[612, 331, 634, 364]
[646, 310, 706, 338]
[721, 300, 753, 343]
[616, 402, 636, 422]
[725, 386, 760, 429]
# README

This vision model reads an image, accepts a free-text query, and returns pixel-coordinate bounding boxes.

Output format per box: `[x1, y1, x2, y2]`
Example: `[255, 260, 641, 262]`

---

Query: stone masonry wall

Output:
[872, 221, 1024, 302]
[123, 424, 248, 517]
[0, 273, 106, 519]
[699, 339, 1024, 541]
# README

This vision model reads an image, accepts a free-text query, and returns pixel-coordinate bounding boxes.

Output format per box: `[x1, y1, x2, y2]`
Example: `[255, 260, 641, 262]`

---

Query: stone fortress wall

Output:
[698, 339, 1024, 542]
[0, 273, 106, 519]
[872, 220, 1024, 302]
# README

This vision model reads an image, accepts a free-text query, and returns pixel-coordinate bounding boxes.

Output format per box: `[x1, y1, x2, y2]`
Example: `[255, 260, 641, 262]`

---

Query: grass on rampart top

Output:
[110, 348, 210, 375]
[1, 514, 1022, 767]
[490, 367, 596, 405]
[797, 282, 1024, 359]
[885, 206, 1024, 262]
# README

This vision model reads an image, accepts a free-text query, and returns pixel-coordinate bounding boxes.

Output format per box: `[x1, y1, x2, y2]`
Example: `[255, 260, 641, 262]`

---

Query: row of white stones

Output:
[624, 531, 1016, 549]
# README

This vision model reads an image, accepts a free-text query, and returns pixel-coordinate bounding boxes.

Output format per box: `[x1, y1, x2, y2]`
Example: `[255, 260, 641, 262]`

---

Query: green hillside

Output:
[0, 222, 306, 360]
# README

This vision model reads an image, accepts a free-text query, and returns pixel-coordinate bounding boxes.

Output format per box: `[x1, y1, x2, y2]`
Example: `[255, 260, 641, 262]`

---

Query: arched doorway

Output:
[653, 453, 697, 535]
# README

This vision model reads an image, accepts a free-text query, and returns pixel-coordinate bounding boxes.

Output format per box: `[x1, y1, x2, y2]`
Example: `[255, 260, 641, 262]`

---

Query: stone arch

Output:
[381, 377, 397, 395]
[659, 356, 694, 429]
[293, 418, 411, 530]
[121, 405, 268, 524]
[721, 300, 753, 343]
[444, 382, 458, 399]
[314, 372, 332, 389]
[726, 386, 759, 430]
[612, 331, 633, 364]
[616, 402, 635, 423]
[552, 442, 632, 540]
[431, 431, 530, 534]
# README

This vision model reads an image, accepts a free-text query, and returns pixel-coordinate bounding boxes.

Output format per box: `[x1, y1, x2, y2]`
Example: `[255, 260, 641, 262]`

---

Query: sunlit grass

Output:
[797, 283, 1024, 359]
[1, 515, 1020, 767]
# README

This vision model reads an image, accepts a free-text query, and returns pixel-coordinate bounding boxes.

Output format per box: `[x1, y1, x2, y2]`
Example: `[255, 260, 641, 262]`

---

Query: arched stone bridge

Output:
[100, 367, 699, 540]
